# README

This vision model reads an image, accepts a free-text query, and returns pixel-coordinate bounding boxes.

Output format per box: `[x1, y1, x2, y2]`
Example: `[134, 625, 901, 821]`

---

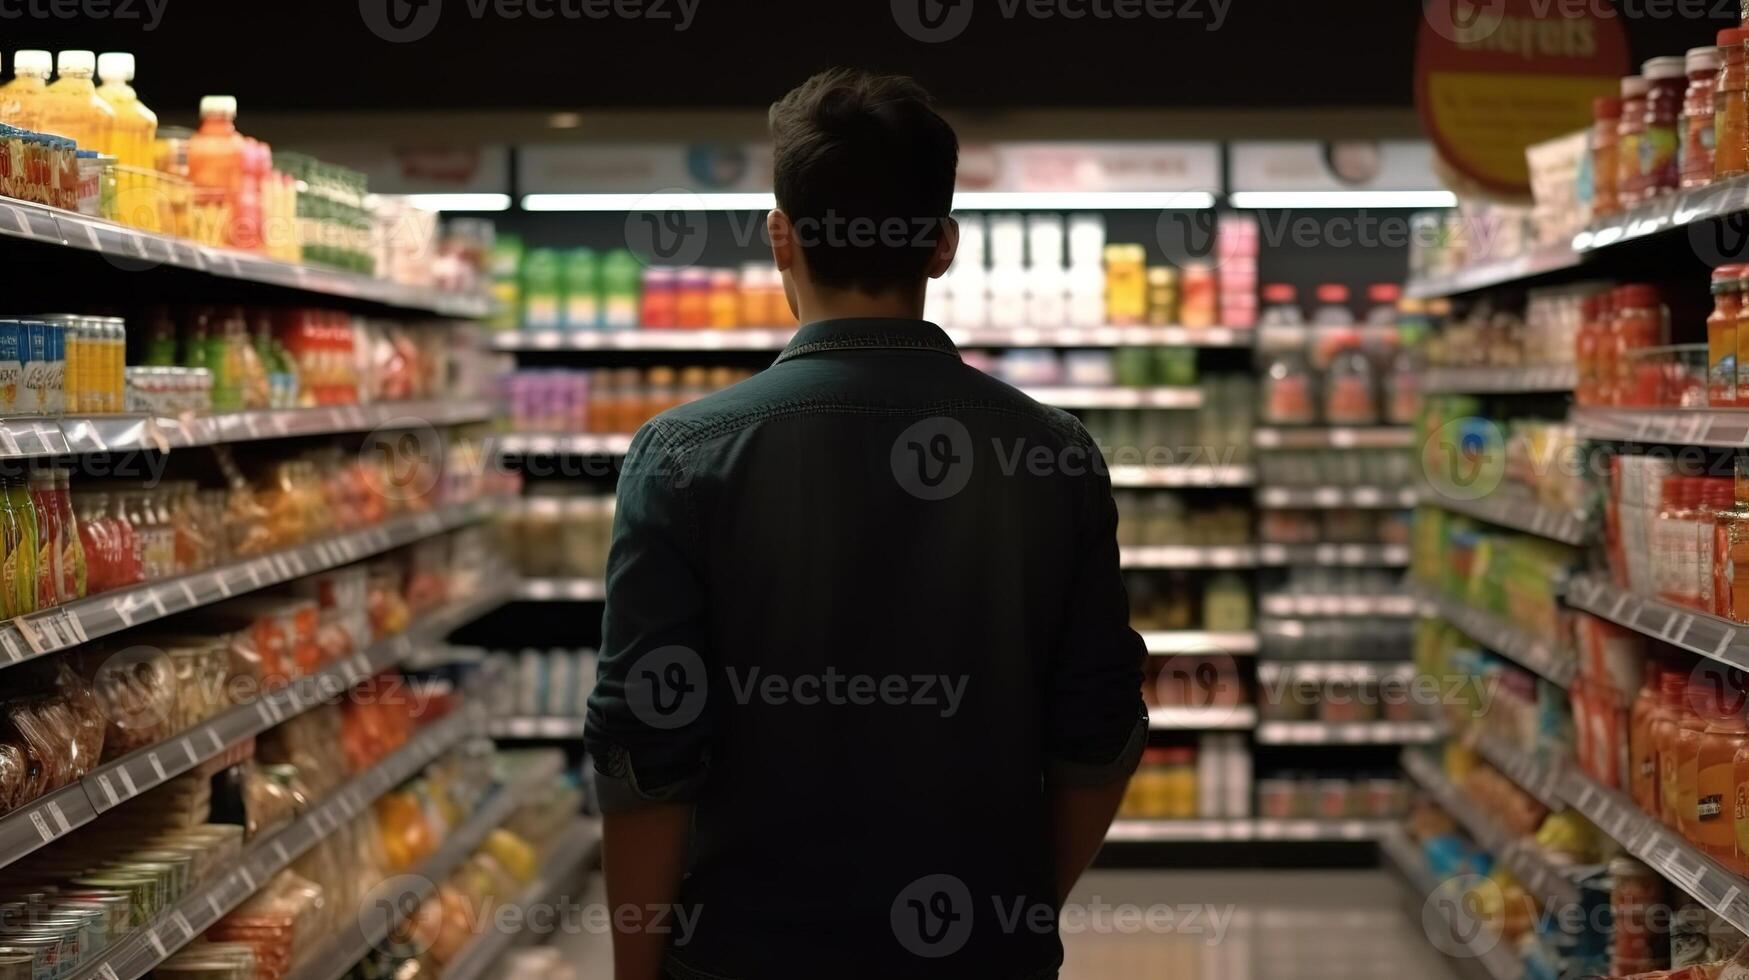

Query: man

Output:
[585, 68, 1146, 980]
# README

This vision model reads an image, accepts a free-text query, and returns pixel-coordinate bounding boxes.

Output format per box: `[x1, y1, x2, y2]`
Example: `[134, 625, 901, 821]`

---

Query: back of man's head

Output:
[768, 68, 959, 296]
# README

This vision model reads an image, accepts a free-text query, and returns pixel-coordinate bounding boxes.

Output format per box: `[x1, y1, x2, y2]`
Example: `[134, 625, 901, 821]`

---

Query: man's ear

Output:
[925, 216, 958, 280]
[768, 209, 795, 271]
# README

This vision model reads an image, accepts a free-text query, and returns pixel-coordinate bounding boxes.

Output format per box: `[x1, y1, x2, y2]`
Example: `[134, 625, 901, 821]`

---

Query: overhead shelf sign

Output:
[1414, 0, 1630, 195]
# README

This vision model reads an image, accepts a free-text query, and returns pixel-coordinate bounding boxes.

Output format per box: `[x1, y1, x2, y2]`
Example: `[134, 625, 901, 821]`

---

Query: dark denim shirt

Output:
[586, 317, 1147, 980]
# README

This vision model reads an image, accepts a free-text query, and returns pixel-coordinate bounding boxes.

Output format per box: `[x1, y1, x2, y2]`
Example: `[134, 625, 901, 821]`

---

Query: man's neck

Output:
[798, 286, 926, 324]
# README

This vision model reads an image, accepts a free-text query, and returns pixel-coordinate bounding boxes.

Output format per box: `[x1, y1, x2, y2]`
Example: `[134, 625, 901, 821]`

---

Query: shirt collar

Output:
[774, 318, 961, 366]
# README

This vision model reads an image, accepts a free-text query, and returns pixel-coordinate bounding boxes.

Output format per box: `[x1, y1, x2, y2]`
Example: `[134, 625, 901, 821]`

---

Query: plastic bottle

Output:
[1711, 266, 1745, 408]
[1593, 96, 1624, 217]
[1619, 76, 1650, 209]
[188, 96, 244, 248]
[0, 51, 52, 134]
[1717, 28, 1749, 181]
[1644, 57, 1689, 200]
[3, 473, 38, 617]
[39, 51, 115, 155]
[1684, 47, 1722, 189]
[53, 470, 82, 602]
[27, 468, 60, 608]
[1697, 675, 1749, 865]
[95, 52, 156, 171]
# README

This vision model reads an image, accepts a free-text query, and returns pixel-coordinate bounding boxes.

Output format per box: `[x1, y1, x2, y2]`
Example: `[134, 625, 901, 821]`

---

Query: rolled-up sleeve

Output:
[585, 423, 713, 813]
[1045, 432, 1148, 786]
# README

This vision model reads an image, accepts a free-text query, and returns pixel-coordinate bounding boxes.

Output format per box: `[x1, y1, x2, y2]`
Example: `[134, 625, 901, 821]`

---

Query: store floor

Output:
[552, 869, 1460, 979]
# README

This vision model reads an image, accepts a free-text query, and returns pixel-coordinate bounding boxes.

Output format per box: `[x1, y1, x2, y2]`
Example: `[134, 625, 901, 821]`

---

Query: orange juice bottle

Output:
[1629, 662, 1665, 812]
[1696, 679, 1749, 866]
[0, 51, 52, 133]
[188, 96, 244, 247]
[96, 52, 155, 170]
[39, 51, 115, 154]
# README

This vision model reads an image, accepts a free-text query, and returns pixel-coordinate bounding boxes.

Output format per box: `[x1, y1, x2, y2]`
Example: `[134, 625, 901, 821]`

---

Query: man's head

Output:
[767, 68, 959, 318]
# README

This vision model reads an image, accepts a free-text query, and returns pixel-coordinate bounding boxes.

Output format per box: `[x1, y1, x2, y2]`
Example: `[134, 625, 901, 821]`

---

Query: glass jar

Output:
[1594, 96, 1624, 216]
[1718, 28, 1749, 181]
[1611, 284, 1667, 405]
[1619, 75, 1650, 209]
[1261, 349, 1317, 425]
[1643, 56, 1688, 199]
[1684, 46, 1722, 188]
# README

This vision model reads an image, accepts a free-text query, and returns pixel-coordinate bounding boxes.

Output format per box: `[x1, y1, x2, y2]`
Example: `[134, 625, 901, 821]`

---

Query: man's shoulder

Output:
[640, 359, 1094, 452]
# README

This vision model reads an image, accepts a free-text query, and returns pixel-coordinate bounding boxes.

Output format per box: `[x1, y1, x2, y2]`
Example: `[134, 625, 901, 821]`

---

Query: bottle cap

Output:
[96, 52, 134, 82]
[13, 51, 51, 76]
[1367, 283, 1401, 304]
[1688, 47, 1721, 75]
[1718, 27, 1749, 49]
[1315, 283, 1350, 304]
[55, 50, 95, 76]
[1622, 75, 1649, 98]
[1262, 283, 1296, 303]
[199, 95, 238, 118]
[1643, 56, 1687, 81]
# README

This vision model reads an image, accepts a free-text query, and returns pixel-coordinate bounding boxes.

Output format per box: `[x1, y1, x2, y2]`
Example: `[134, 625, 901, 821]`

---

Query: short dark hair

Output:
[768, 68, 959, 295]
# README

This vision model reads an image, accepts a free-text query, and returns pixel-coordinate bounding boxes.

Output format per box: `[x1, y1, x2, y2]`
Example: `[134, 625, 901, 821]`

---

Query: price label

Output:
[148, 753, 167, 781]
[95, 774, 118, 807]
[206, 729, 223, 752]
[180, 738, 198, 764]
[272, 840, 289, 864]
[179, 581, 197, 606]
[170, 911, 193, 937]
[206, 894, 223, 917]
[27, 809, 51, 843]
[146, 928, 168, 956]
[99, 964, 120, 980]
[0, 630, 24, 663]
[118, 766, 137, 797]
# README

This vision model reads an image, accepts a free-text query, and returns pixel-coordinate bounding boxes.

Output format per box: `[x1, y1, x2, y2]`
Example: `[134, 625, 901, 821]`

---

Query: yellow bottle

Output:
[0, 51, 53, 133]
[96, 53, 155, 170]
[39, 51, 115, 154]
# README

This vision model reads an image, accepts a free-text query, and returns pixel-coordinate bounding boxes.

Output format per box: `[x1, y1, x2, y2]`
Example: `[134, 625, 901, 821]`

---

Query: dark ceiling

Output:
[5, 0, 1738, 115]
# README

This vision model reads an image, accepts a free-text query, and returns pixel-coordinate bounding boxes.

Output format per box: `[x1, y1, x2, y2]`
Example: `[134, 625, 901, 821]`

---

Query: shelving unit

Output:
[1573, 407, 1749, 447]
[1148, 705, 1258, 730]
[490, 717, 589, 739]
[1106, 818, 1394, 843]
[1258, 544, 1409, 567]
[440, 819, 603, 980]
[1566, 574, 1749, 671]
[1257, 486, 1418, 509]
[1380, 827, 1523, 980]
[1417, 487, 1589, 546]
[1252, 426, 1417, 450]
[1107, 464, 1255, 488]
[1412, 586, 1575, 686]
[1139, 631, 1259, 655]
[1254, 721, 1442, 745]
[492, 324, 1257, 352]
[284, 752, 571, 980]
[516, 578, 608, 602]
[1119, 545, 1258, 569]
[1404, 245, 1582, 301]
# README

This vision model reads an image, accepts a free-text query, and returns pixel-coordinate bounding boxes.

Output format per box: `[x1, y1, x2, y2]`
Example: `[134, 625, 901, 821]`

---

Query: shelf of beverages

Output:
[1256, 486, 1417, 509]
[1253, 426, 1418, 450]
[1139, 631, 1259, 655]
[1257, 544, 1410, 567]
[0, 496, 500, 672]
[1572, 173, 1749, 253]
[1254, 721, 1442, 746]
[280, 750, 567, 980]
[1418, 487, 1591, 547]
[1119, 545, 1258, 570]
[492, 324, 1258, 352]
[1106, 818, 1394, 843]
[66, 706, 482, 980]
[1565, 573, 1749, 670]
[439, 818, 602, 980]
[488, 717, 589, 739]
[1401, 750, 1581, 912]
[1421, 364, 1580, 395]
[1404, 245, 1585, 303]
[1148, 705, 1258, 731]
[1412, 585, 1576, 686]
[1573, 407, 1749, 447]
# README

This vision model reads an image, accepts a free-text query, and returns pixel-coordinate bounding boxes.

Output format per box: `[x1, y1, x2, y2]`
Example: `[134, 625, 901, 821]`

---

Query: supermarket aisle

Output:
[555, 869, 1459, 979]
